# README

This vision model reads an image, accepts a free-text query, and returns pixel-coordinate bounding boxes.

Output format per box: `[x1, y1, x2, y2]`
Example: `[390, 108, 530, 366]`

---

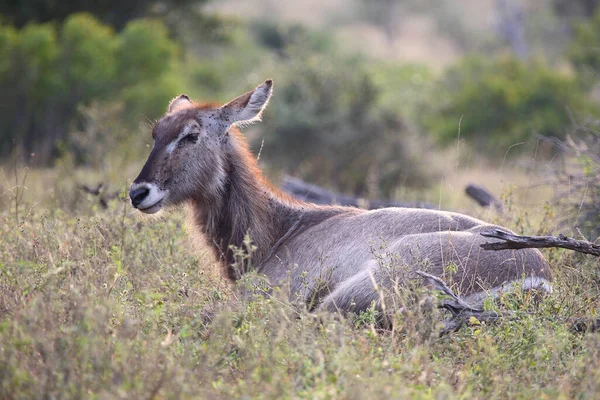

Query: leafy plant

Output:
[551, 121, 600, 239]
[0, 13, 182, 164]
[568, 7, 600, 82]
[0, 0, 209, 30]
[421, 55, 590, 156]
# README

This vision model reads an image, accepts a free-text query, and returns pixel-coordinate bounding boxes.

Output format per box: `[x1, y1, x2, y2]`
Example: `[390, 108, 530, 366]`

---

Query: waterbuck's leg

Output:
[461, 276, 553, 308]
[316, 269, 380, 314]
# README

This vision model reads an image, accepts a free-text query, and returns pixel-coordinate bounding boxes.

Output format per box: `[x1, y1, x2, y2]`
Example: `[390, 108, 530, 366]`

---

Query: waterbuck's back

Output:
[259, 207, 550, 310]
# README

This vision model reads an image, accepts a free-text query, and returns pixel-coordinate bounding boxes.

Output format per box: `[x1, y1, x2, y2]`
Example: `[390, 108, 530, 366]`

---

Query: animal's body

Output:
[129, 80, 551, 313]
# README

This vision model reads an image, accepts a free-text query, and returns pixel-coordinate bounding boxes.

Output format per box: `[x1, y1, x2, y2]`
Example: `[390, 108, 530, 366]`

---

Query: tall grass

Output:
[1, 169, 600, 399]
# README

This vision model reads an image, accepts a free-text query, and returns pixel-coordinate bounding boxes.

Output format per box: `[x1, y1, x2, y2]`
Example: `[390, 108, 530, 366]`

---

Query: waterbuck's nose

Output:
[129, 186, 150, 208]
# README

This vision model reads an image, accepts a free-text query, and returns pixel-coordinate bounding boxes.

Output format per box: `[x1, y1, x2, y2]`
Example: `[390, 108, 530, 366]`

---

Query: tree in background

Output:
[355, 0, 400, 41]
[0, 0, 206, 30]
[0, 0, 231, 57]
[421, 55, 589, 157]
[0, 13, 182, 164]
[568, 7, 600, 82]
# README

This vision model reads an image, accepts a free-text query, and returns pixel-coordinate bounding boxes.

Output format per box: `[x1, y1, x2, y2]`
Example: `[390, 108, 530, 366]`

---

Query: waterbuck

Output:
[129, 79, 551, 314]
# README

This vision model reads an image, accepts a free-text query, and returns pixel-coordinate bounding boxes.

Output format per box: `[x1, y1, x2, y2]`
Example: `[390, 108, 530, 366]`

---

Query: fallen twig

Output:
[480, 229, 600, 257]
[415, 271, 506, 335]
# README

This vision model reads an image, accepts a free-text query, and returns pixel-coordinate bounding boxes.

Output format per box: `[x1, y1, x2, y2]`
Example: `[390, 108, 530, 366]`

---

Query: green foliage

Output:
[0, 0, 207, 30]
[552, 124, 600, 239]
[370, 62, 434, 118]
[569, 7, 600, 80]
[259, 51, 436, 197]
[422, 55, 588, 156]
[0, 21, 60, 159]
[0, 13, 182, 164]
[116, 20, 176, 86]
[14, 22, 60, 98]
[116, 20, 181, 119]
[61, 13, 117, 100]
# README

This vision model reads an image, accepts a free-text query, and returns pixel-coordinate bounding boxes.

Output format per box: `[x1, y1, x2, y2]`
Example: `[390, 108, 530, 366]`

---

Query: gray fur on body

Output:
[255, 206, 551, 312]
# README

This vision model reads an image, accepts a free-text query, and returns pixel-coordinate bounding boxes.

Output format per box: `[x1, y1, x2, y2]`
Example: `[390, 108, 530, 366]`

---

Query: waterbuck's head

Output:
[129, 79, 273, 214]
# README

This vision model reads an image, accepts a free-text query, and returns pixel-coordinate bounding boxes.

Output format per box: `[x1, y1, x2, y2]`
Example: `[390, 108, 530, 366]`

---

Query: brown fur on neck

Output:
[188, 127, 304, 281]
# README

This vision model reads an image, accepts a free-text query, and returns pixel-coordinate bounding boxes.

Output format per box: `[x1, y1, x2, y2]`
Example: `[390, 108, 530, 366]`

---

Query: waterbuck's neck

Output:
[188, 129, 305, 281]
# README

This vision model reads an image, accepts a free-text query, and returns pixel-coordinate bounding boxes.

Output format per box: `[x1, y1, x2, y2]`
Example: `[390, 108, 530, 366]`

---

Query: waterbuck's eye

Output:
[177, 134, 198, 148]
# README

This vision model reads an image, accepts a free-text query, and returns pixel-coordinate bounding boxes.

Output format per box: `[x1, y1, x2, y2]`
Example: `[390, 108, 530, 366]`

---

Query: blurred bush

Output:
[569, 7, 600, 82]
[0, 13, 182, 164]
[258, 50, 436, 198]
[250, 20, 334, 57]
[421, 55, 589, 156]
[553, 0, 599, 19]
[369, 63, 434, 119]
[551, 124, 600, 239]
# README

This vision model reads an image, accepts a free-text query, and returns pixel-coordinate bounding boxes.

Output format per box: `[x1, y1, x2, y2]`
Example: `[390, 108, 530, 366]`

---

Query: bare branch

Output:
[416, 270, 506, 335]
[415, 271, 471, 308]
[480, 229, 600, 257]
[417, 267, 600, 336]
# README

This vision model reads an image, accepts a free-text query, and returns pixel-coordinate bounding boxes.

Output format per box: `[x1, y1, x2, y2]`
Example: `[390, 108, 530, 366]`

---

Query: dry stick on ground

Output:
[480, 229, 600, 257]
[417, 270, 600, 336]
[420, 229, 600, 335]
[415, 271, 507, 336]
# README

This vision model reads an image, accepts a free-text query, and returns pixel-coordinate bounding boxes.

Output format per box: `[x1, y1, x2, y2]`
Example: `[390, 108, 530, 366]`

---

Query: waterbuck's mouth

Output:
[129, 183, 168, 214]
[137, 198, 164, 214]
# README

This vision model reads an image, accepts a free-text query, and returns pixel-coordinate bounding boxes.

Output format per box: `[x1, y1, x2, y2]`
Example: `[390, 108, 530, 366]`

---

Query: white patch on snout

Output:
[463, 276, 553, 307]
[130, 182, 169, 214]
[166, 125, 192, 155]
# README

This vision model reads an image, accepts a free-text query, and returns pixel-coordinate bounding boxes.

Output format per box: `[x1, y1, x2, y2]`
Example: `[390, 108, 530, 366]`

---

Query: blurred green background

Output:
[1, 0, 599, 211]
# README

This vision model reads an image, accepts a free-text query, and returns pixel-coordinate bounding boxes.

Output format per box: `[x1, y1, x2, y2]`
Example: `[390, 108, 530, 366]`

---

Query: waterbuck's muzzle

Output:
[129, 181, 168, 214]
[129, 186, 150, 208]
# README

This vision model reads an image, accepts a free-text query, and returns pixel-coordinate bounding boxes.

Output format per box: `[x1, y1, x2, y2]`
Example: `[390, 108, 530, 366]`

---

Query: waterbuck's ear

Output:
[219, 80, 273, 126]
[168, 94, 192, 113]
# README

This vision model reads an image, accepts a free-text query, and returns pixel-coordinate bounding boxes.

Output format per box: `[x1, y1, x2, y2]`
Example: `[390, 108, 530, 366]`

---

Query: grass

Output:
[1, 167, 600, 399]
